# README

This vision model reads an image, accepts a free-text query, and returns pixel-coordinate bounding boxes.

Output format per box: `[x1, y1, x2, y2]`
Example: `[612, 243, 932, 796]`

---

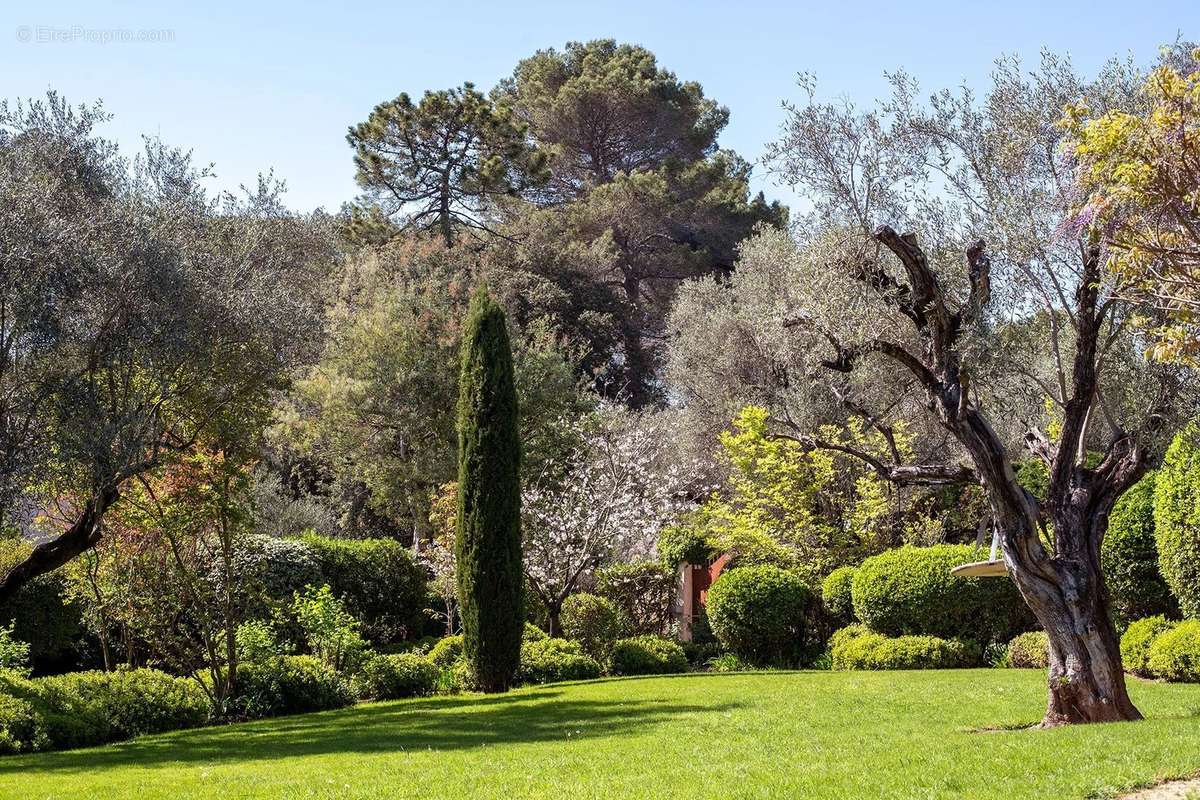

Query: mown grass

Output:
[5, 669, 1200, 799]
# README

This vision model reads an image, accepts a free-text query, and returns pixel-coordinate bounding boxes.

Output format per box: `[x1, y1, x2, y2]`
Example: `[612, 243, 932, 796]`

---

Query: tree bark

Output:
[0, 486, 120, 606]
[792, 226, 1152, 726]
[1001, 515, 1141, 726]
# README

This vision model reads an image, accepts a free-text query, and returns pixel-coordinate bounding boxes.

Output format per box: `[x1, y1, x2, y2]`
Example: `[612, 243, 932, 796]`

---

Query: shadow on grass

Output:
[0, 688, 742, 776]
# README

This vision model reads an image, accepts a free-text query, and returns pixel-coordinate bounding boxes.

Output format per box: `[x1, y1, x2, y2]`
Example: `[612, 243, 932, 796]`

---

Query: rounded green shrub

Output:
[357, 653, 439, 700]
[706, 565, 810, 666]
[1155, 424, 1200, 618]
[34, 668, 210, 749]
[428, 634, 464, 669]
[1005, 631, 1049, 669]
[1146, 619, 1200, 682]
[518, 638, 602, 684]
[0, 692, 48, 754]
[230, 655, 354, 719]
[561, 593, 625, 662]
[1103, 473, 1176, 625]
[609, 636, 688, 676]
[1121, 615, 1178, 675]
[831, 630, 966, 670]
[851, 545, 1031, 645]
[821, 566, 857, 626]
[523, 622, 548, 642]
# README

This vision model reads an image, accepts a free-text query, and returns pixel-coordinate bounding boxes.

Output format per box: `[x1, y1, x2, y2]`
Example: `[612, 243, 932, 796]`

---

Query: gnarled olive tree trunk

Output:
[791, 226, 1154, 726]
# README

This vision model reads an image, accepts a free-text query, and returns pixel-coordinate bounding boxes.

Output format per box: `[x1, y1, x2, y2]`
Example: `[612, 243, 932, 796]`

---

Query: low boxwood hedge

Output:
[0, 667, 209, 753]
[357, 653, 439, 700]
[229, 655, 354, 719]
[518, 638, 602, 685]
[830, 625, 968, 671]
[609, 636, 688, 676]
[1146, 619, 1200, 683]
[1120, 615, 1178, 676]
[1005, 631, 1049, 669]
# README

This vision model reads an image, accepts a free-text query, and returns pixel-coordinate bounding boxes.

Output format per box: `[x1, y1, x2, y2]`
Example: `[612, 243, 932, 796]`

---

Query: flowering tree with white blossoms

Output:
[522, 408, 694, 635]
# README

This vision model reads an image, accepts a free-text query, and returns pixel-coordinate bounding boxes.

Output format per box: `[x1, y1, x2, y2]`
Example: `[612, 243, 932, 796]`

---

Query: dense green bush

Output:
[239, 534, 323, 605]
[0, 668, 211, 750]
[657, 523, 717, 567]
[706, 653, 751, 672]
[518, 638, 602, 684]
[706, 566, 810, 666]
[230, 656, 354, 719]
[0, 572, 88, 674]
[300, 534, 429, 644]
[523, 622, 548, 642]
[1146, 619, 1200, 682]
[830, 627, 967, 671]
[357, 653, 439, 700]
[1154, 424, 1200, 618]
[561, 593, 625, 662]
[427, 635, 464, 669]
[595, 561, 677, 636]
[0, 689, 48, 754]
[821, 566, 857, 626]
[851, 545, 1031, 645]
[1121, 615, 1178, 675]
[609, 636, 688, 676]
[1102, 473, 1176, 625]
[1005, 631, 1049, 669]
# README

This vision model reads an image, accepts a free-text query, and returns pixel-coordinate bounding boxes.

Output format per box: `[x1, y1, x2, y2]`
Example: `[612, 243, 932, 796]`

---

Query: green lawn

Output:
[5, 670, 1200, 799]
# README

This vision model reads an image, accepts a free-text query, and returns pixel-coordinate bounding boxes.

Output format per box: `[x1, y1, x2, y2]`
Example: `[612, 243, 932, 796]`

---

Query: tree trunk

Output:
[0, 487, 120, 605]
[1002, 516, 1141, 726]
[547, 601, 562, 638]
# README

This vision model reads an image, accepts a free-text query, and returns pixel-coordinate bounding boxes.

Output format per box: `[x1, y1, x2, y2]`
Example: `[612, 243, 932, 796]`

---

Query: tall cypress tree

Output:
[455, 287, 523, 692]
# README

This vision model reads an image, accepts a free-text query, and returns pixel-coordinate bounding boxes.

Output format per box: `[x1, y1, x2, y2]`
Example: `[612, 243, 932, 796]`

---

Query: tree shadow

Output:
[1, 688, 742, 776]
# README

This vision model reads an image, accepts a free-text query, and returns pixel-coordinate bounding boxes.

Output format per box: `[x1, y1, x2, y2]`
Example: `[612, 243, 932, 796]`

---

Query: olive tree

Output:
[0, 94, 332, 602]
[674, 53, 1195, 725]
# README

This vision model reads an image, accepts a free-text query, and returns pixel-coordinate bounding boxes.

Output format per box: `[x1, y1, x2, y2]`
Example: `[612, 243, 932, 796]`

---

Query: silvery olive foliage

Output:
[671, 52, 1194, 472]
[0, 92, 334, 598]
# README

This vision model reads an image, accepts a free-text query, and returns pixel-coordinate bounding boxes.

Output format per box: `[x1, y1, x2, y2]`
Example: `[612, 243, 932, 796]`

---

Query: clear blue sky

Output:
[3, 0, 1196, 212]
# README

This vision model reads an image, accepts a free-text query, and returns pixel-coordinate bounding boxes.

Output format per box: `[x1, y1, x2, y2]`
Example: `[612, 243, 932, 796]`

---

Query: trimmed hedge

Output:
[830, 626, 968, 671]
[1120, 615, 1178, 675]
[561, 593, 625, 662]
[518, 638, 602, 684]
[610, 636, 688, 676]
[357, 653, 439, 700]
[706, 566, 810, 666]
[821, 566, 857, 626]
[229, 655, 354, 719]
[1102, 473, 1176, 625]
[851, 545, 1032, 645]
[1146, 619, 1200, 683]
[0, 667, 209, 753]
[1154, 424, 1200, 618]
[1005, 631, 1049, 669]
